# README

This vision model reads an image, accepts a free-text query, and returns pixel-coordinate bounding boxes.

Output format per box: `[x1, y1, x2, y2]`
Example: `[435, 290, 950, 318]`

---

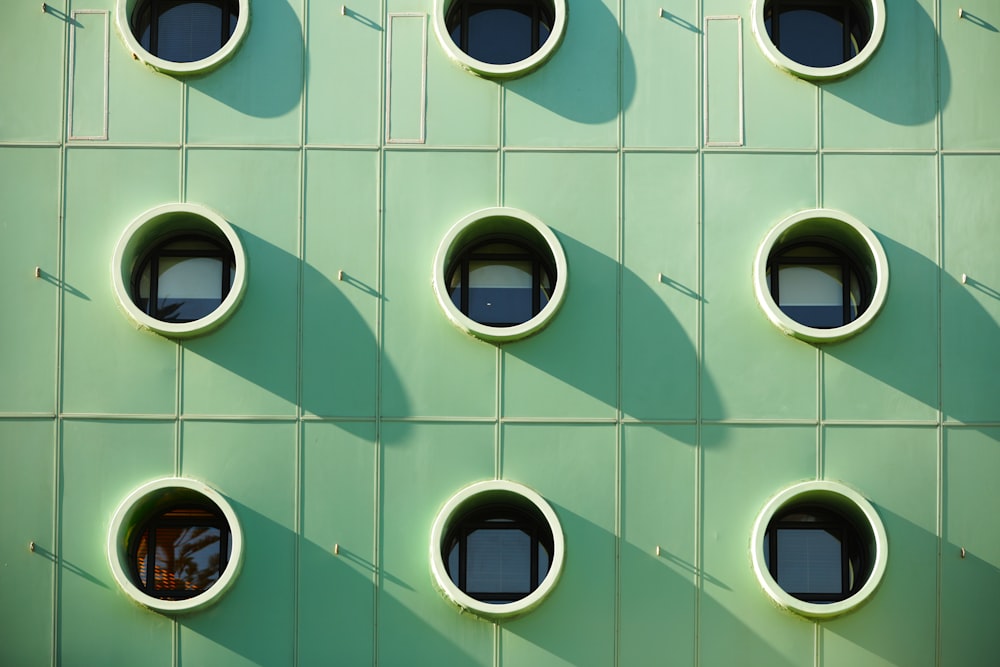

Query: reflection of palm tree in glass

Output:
[134, 506, 229, 599]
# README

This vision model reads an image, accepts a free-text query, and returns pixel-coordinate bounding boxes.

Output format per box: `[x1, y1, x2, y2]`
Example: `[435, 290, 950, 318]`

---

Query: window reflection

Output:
[763, 0, 871, 68]
[133, 0, 239, 62]
[447, 0, 554, 65]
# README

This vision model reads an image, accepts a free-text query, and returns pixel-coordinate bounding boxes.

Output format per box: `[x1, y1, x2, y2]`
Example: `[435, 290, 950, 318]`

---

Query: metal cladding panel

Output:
[502, 152, 618, 419]
[0, 148, 60, 414]
[182, 149, 300, 417]
[701, 152, 818, 421]
[302, 150, 380, 417]
[619, 424, 697, 666]
[0, 2, 65, 141]
[700, 424, 817, 666]
[621, 152, 699, 420]
[299, 421, 376, 665]
[0, 421, 56, 667]
[381, 149, 498, 418]
[61, 148, 180, 416]
[821, 154, 939, 422]
[179, 421, 297, 667]
[942, 156, 1000, 423]
[378, 422, 495, 666]
[58, 419, 175, 667]
[942, 427, 1000, 664]
[821, 426, 938, 666]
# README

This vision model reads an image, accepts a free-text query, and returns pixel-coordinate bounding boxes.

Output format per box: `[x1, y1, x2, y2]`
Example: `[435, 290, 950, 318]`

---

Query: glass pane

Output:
[467, 8, 534, 65]
[467, 260, 534, 325]
[156, 257, 225, 322]
[777, 265, 846, 328]
[775, 8, 847, 68]
[465, 528, 532, 595]
[157, 2, 225, 62]
[776, 528, 843, 595]
[152, 525, 223, 592]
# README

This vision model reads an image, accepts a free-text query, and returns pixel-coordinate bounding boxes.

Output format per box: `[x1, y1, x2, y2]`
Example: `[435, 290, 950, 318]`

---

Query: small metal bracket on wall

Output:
[29, 541, 36, 552]
[34, 266, 41, 278]
[958, 8, 965, 18]
[42, 3, 48, 12]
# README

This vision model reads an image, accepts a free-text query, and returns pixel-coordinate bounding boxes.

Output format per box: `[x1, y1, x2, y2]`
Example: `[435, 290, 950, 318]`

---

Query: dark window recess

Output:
[131, 503, 231, 600]
[763, 506, 870, 603]
[763, 0, 871, 68]
[766, 240, 870, 329]
[132, 0, 239, 63]
[447, 237, 555, 327]
[444, 504, 553, 603]
[132, 235, 235, 323]
[446, 0, 554, 65]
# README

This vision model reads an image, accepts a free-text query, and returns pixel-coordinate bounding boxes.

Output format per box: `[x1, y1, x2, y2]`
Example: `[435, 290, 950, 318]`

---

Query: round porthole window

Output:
[430, 480, 565, 619]
[753, 208, 888, 343]
[433, 207, 567, 343]
[750, 0, 885, 80]
[107, 478, 244, 613]
[115, 0, 250, 75]
[112, 203, 248, 338]
[751, 480, 888, 618]
[433, 0, 567, 78]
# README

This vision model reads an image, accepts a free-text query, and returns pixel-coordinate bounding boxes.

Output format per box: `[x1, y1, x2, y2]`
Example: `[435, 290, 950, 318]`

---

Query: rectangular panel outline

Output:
[703, 15, 744, 147]
[385, 13, 428, 144]
[68, 9, 110, 141]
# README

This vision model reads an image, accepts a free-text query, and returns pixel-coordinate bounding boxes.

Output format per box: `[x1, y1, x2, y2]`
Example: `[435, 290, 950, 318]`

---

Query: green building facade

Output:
[2, 0, 998, 664]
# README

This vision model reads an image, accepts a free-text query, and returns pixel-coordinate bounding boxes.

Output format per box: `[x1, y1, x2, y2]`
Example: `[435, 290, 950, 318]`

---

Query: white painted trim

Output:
[107, 477, 245, 614]
[703, 15, 745, 147]
[430, 480, 565, 618]
[385, 13, 428, 145]
[68, 10, 110, 141]
[432, 207, 568, 343]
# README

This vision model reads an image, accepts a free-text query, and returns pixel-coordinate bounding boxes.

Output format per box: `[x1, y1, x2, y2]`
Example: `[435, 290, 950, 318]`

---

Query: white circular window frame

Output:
[751, 480, 888, 619]
[433, 206, 568, 343]
[750, 0, 886, 81]
[432, 0, 567, 78]
[112, 203, 248, 338]
[753, 208, 888, 344]
[107, 477, 244, 614]
[115, 0, 250, 75]
[430, 479, 565, 619]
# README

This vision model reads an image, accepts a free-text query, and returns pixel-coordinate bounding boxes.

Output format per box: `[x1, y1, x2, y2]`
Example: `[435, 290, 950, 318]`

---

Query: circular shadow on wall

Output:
[186, 0, 304, 119]
[822, 0, 948, 126]
[503, 0, 634, 125]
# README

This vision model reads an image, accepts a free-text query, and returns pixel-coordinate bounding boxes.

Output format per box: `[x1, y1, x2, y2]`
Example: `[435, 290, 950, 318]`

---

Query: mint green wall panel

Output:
[59, 419, 174, 667]
[68, 10, 109, 140]
[107, 45, 182, 145]
[0, 420, 55, 667]
[940, 1, 996, 149]
[305, 0, 382, 145]
[0, 148, 59, 414]
[62, 148, 180, 415]
[183, 149, 299, 417]
[0, 2, 64, 141]
[303, 150, 379, 417]
[620, 424, 696, 666]
[424, 42, 500, 147]
[186, 0, 304, 145]
[622, 0, 697, 148]
[942, 427, 1000, 665]
[821, 155, 938, 421]
[821, 426, 938, 666]
[386, 14, 428, 144]
[382, 150, 498, 418]
[941, 156, 1000, 423]
[702, 154, 817, 420]
[502, 153, 618, 419]
[504, 0, 618, 148]
[704, 16, 743, 146]
[622, 152, 698, 419]
[821, 0, 937, 150]
[735, 10, 816, 151]
[500, 424, 616, 667]
[179, 421, 296, 667]
[700, 425, 817, 666]
[378, 422, 494, 665]
[299, 421, 376, 665]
